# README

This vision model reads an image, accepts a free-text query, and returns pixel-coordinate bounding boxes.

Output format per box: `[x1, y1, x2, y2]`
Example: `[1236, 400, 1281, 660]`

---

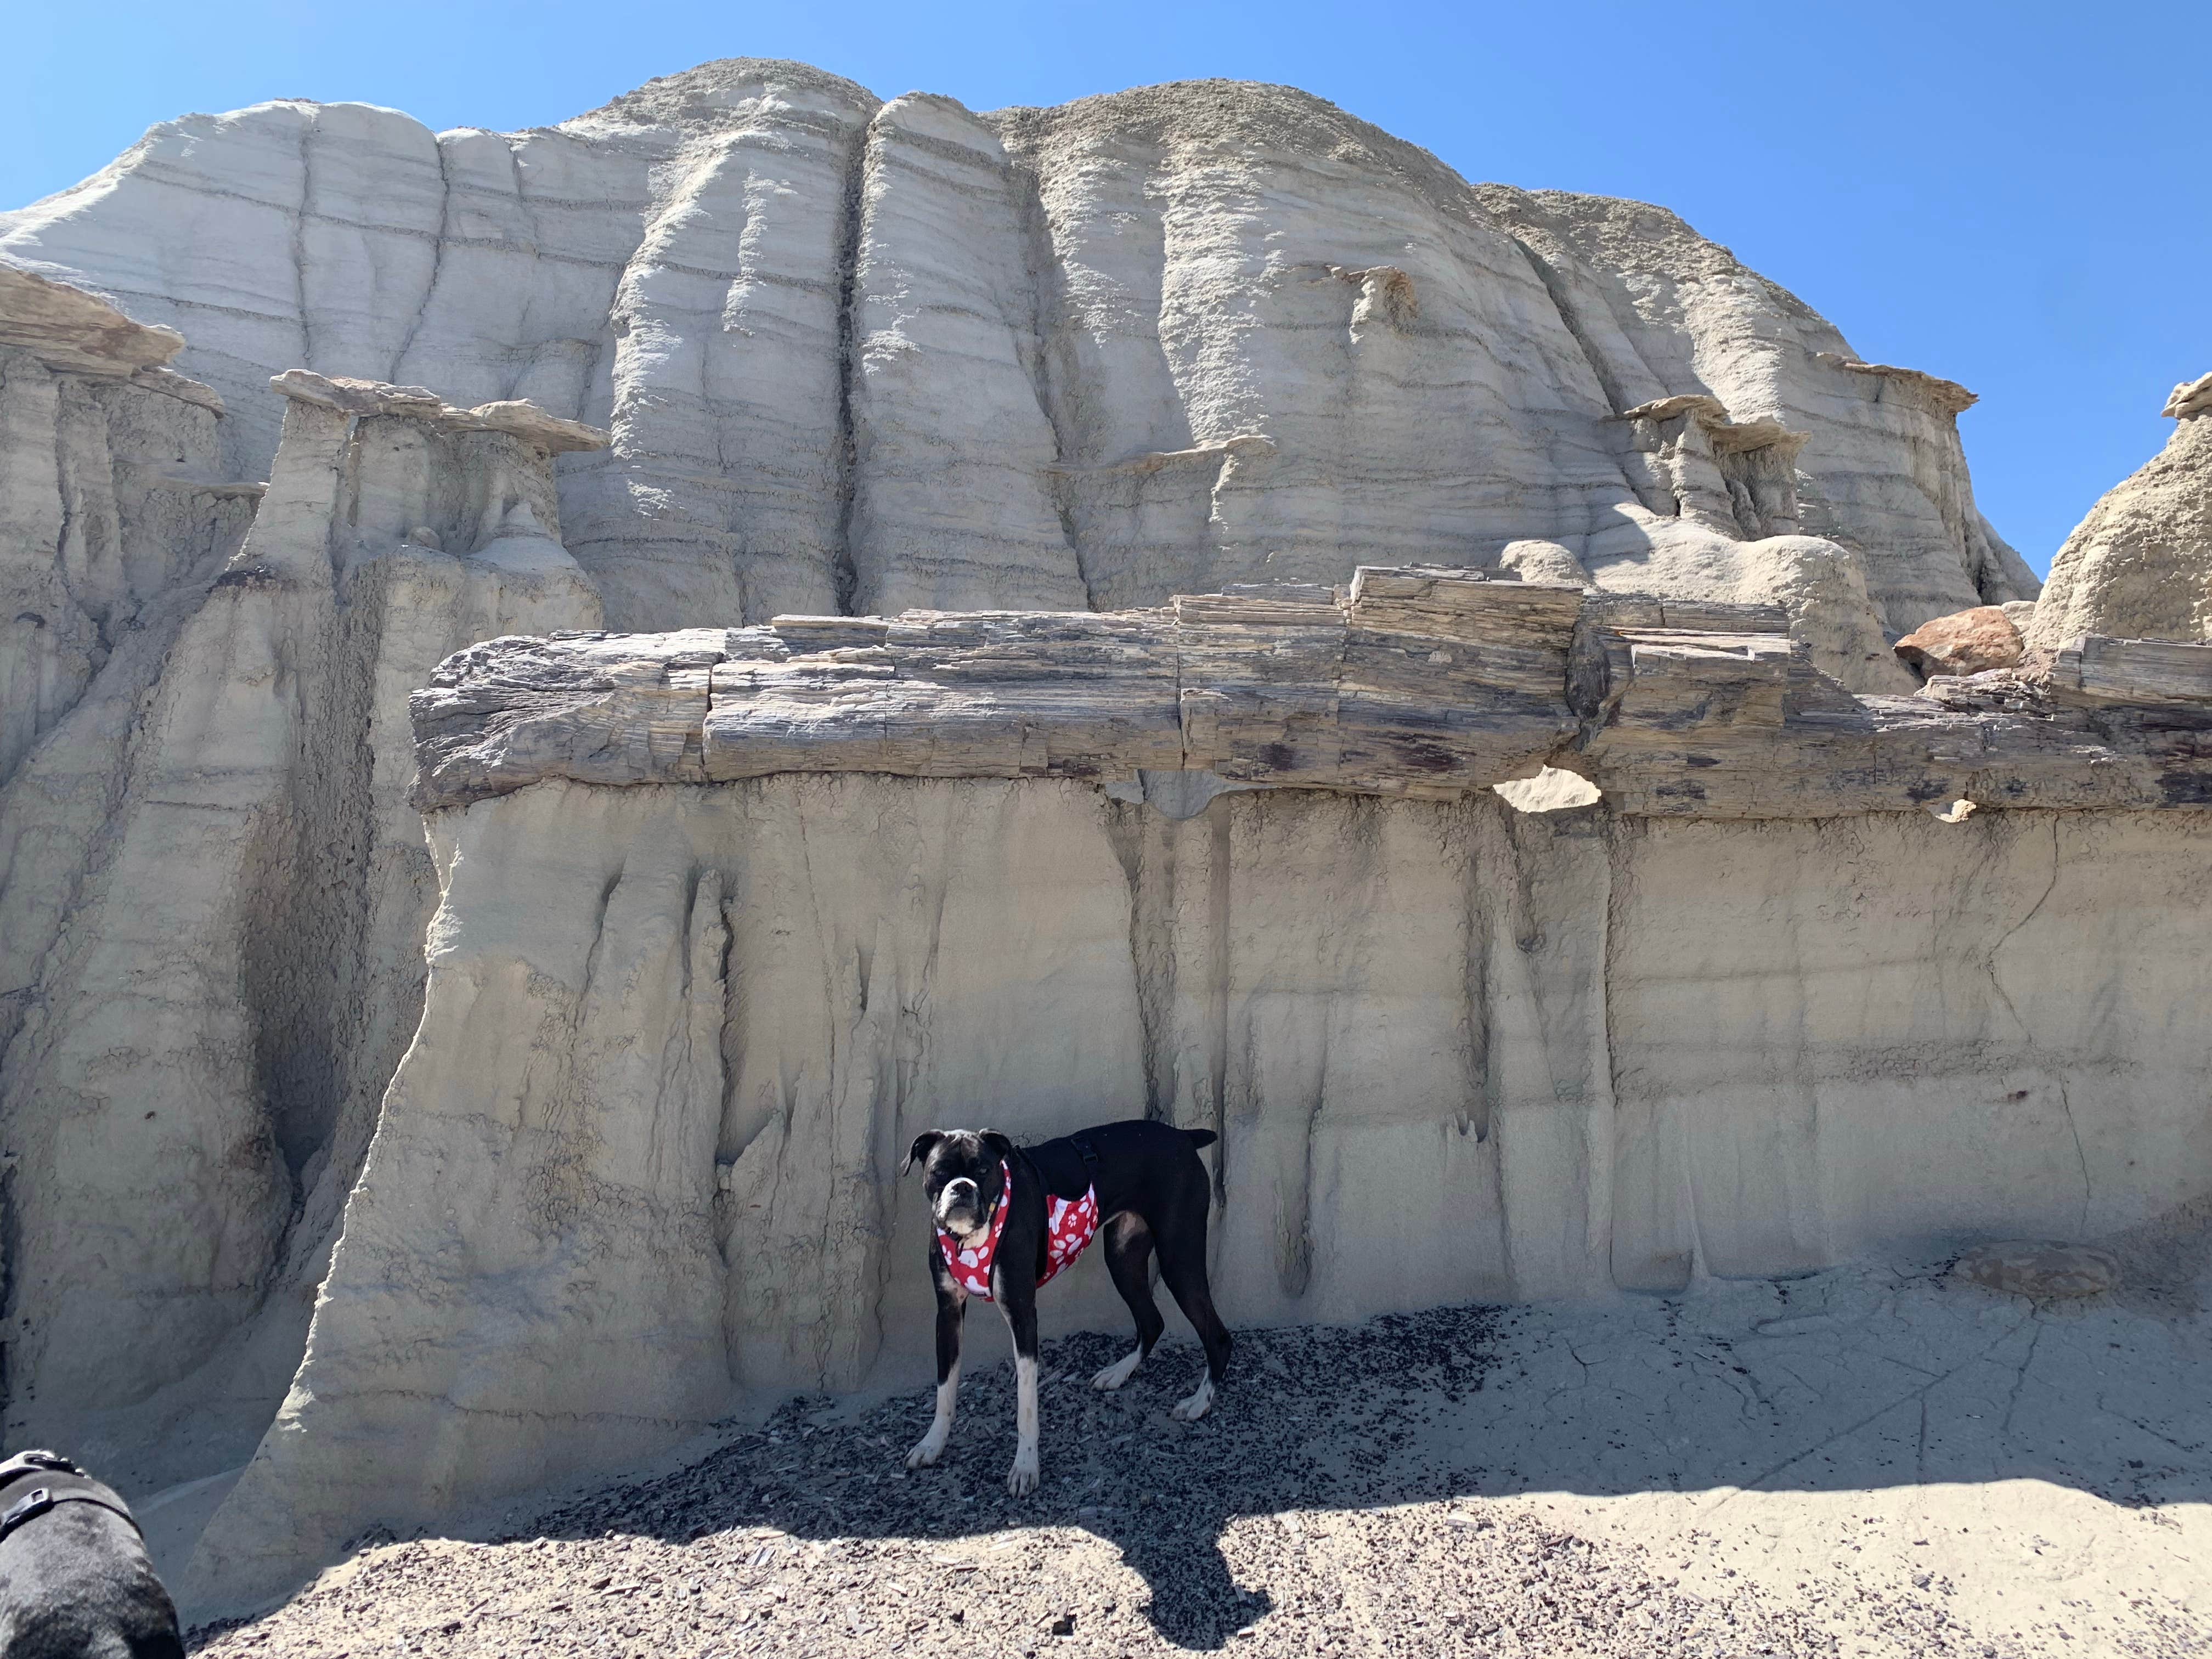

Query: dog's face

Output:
[904, 1128, 1014, 1240]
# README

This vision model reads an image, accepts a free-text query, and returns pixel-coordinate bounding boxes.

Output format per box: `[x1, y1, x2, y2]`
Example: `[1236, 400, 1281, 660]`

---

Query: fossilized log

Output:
[410, 568, 1588, 809]
[411, 568, 2212, 819]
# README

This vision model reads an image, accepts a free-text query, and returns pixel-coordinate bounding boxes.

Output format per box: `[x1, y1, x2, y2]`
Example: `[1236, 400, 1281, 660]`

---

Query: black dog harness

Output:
[0, 1452, 142, 1548]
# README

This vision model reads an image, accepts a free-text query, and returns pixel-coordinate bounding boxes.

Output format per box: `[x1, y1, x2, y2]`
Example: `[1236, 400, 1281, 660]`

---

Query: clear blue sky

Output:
[11, 1, 2204, 576]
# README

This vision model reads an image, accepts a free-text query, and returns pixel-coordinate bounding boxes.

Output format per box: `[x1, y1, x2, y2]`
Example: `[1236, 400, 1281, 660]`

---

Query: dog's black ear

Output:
[902, 1131, 945, 1176]
[980, 1129, 1016, 1163]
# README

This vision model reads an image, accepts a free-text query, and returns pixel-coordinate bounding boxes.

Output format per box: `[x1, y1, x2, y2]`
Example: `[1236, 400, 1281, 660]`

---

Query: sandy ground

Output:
[188, 1238, 2212, 1658]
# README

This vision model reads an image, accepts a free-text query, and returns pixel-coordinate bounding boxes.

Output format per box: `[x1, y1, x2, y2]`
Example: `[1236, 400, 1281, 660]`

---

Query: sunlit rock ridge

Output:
[3, 58, 2035, 670]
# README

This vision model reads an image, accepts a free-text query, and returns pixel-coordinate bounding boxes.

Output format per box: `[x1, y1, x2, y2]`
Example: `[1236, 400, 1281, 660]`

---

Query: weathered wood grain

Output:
[411, 570, 2212, 818]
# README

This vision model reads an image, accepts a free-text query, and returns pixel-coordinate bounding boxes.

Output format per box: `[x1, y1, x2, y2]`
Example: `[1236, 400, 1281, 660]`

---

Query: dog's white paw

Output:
[1006, 1448, 1040, 1497]
[906, 1427, 948, 1469]
[1091, 1347, 1144, 1391]
[1170, 1374, 1216, 1422]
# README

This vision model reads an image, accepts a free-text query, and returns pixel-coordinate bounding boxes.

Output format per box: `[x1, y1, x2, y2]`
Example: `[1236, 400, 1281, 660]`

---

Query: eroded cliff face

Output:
[0, 348, 604, 1492]
[187, 774, 2212, 1605]
[172, 565, 2212, 1606]
[5, 54, 2192, 1621]
[1, 60, 2032, 664]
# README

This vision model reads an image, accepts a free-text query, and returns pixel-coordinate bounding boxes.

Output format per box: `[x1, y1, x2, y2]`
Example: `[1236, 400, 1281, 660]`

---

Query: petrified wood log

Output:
[410, 569, 2212, 819]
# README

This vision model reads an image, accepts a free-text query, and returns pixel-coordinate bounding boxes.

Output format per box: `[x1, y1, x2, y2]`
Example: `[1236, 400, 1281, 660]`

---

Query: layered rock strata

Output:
[182, 592, 2212, 1606]
[21, 53, 2211, 1620]
[0, 335, 604, 1492]
[410, 575, 2212, 821]
[2, 62, 2034, 662]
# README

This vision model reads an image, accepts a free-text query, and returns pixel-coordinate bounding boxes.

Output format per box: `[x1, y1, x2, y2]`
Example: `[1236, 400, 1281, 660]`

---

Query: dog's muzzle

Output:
[935, 1177, 984, 1233]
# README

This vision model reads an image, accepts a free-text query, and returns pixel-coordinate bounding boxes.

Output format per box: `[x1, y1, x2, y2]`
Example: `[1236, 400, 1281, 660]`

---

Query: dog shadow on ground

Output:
[530, 1242, 2212, 1650]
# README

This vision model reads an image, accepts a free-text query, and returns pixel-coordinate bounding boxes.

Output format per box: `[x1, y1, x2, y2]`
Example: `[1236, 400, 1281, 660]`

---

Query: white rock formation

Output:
[191, 769, 2212, 1605]
[167, 578, 2212, 1606]
[2, 61, 2034, 668]
[0, 330, 603, 1492]
[21, 56, 2208, 1621]
[2025, 377, 2212, 649]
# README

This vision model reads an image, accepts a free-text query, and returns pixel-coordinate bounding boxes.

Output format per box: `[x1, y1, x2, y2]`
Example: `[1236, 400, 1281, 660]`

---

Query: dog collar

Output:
[935, 1160, 1100, 1301]
[0, 1470, 140, 1547]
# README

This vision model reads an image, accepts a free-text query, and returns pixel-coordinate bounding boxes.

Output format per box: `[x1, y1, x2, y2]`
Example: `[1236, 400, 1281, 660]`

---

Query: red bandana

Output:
[936, 1160, 1100, 1301]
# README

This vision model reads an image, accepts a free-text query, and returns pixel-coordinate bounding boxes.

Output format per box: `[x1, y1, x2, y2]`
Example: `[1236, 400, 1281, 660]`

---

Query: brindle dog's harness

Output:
[0, 1451, 142, 1548]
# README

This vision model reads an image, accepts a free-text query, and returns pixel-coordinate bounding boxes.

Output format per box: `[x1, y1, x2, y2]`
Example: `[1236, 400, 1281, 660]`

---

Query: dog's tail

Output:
[1184, 1129, 1218, 1150]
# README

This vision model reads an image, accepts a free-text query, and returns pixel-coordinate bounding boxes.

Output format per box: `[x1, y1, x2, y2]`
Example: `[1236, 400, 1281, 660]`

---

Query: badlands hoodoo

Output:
[0, 54, 2204, 1616]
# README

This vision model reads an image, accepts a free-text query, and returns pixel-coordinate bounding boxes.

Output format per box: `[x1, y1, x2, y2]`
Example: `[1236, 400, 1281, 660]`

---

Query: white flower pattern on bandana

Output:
[936, 1159, 1099, 1301]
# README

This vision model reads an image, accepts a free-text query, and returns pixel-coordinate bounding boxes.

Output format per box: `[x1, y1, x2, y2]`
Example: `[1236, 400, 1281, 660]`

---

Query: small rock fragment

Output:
[1955, 1241, 2121, 1299]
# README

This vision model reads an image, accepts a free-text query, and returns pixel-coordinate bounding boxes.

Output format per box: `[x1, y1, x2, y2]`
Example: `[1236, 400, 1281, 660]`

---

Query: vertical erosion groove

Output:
[1008, 157, 1093, 609]
[1463, 798, 1495, 1143]
[1205, 797, 1233, 1202]
[294, 112, 316, 374]
[828, 112, 873, 617]
[390, 135, 450, 384]
[1600, 811, 1634, 1291]
[1505, 234, 1631, 416]
[1102, 796, 1171, 1121]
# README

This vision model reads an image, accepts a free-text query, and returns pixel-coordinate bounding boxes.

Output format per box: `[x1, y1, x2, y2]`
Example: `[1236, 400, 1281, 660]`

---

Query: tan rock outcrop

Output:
[2026, 380, 2212, 649]
[1892, 604, 2024, 678]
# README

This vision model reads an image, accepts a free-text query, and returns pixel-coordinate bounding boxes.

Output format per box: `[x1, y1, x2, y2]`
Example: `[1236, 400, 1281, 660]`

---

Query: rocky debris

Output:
[1955, 1242, 2123, 1299]
[187, 1258, 2212, 1657]
[2027, 381, 2212, 650]
[1893, 605, 2025, 678]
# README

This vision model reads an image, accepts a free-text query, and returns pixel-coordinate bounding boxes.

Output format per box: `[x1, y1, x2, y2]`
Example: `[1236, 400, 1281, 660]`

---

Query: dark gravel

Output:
[188, 1307, 2198, 1657]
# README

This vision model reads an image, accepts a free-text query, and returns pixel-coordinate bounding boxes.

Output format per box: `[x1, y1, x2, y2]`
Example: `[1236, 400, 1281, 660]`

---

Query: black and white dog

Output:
[0, 1450, 183, 1658]
[900, 1119, 1232, 1495]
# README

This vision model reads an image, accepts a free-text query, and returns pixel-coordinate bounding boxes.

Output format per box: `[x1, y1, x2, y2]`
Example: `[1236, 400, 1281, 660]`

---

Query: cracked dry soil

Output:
[191, 1266, 2209, 1659]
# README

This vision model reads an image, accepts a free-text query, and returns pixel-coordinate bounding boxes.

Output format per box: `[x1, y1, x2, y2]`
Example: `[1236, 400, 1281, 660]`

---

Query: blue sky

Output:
[10, 1, 2204, 577]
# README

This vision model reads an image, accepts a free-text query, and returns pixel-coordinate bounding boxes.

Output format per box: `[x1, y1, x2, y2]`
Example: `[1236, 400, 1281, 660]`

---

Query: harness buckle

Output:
[1, 1487, 53, 1536]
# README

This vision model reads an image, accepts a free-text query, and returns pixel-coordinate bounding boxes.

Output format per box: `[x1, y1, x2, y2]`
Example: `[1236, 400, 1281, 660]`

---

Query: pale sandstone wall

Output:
[2026, 382, 2212, 650]
[19, 55, 2209, 1622]
[3, 61, 2029, 662]
[0, 356, 605, 1493]
[185, 777, 2212, 1606]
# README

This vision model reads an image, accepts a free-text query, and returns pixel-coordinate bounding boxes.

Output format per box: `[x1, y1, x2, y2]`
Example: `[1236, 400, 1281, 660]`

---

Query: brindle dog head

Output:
[902, 1128, 1016, 1240]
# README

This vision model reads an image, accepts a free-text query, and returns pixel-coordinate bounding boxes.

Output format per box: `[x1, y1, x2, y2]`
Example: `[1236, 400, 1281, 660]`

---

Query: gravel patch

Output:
[188, 1298, 2205, 1657]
